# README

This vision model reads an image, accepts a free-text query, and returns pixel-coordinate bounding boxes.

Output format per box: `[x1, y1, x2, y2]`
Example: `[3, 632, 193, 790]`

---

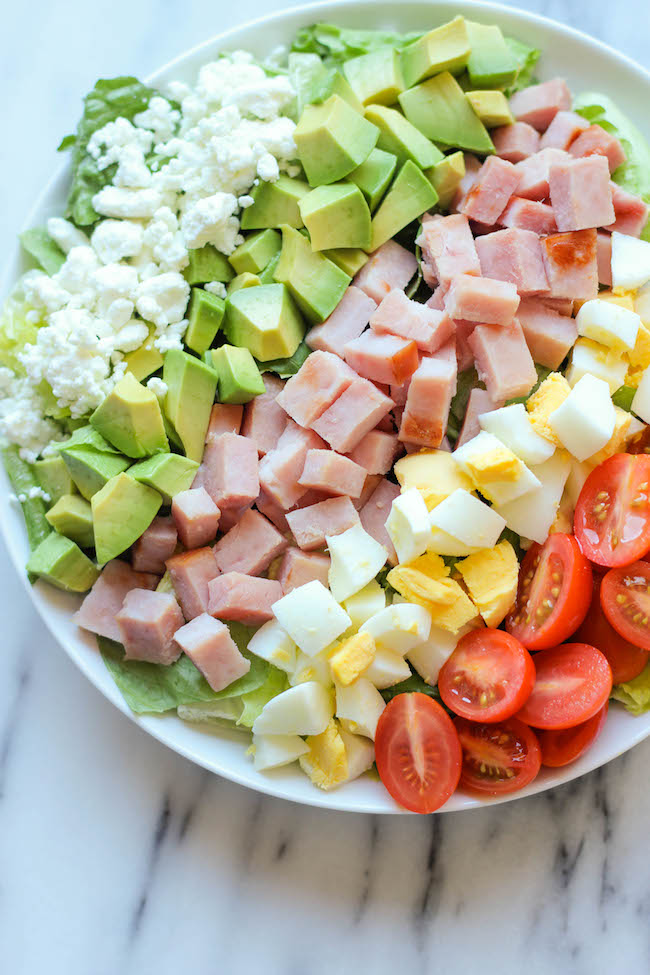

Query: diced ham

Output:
[255, 490, 290, 533]
[548, 155, 615, 231]
[207, 572, 283, 625]
[298, 448, 367, 498]
[132, 517, 178, 575]
[540, 110, 590, 151]
[359, 478, 400, 565]
[277, 547, 331, 593]
[259, 419, 326, 510]
[205, 404, 243, 443]
[116, 589, 184, 665]
[450, 154, 483, 211]
[604, 183, 650, 237]
[171, 487, 220, 549]
[369, 289, 455, 354]
[517, 297, 579, 369]
[456, 388, 503, 449]
[345, 429, 402, 475]
[174, 614, 250, 692]
[569, 124, 627, 173]
[343, 331, 419, 386]
[454, 319, 476, 372]
[305, 286, 377, 357]
[353, 473, 383, 510]
[217, 503, 253, 534]
[492, 122, 541, 163]
[469, 319, 537, 400]
[390, 379, 411, 406]
[539, 297, 575, 316]
[166, 547, 220, 621]
[311, 378, 394, 453]
[241, 373, 287, 456]
[460, 156, 520, 225]
[509, 78, 572, 131]
[200, 433, 259, 511]
[419, 213, 481, 289]
[399, 342, 457, 448]
[276, 351, 356, 428]
[74, 560, 158, 642]
[515, 148, 569, 201]
[499, 198, 557, 236]
[375, 412, 396, 433]
[475, 228, 549, 296]
[426, 286, 446, 311]
[444, 273, 520, 326]
[213, 507, 288, 576]
[286, 496, 360, 551]
[353, 240, 418, 304]
[596, 231, 613, 287]
[540, 229, 598, 300]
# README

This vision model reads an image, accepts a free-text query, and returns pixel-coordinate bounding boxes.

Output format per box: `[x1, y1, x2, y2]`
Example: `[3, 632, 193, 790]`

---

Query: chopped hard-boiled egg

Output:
[626, 320, 650, 388]
[253, 733, 309, 772]
[526, 372, 572, 444]
[360, 602, 432, 654]
[387, 553, 478, 633]
[272, 580, 351, 657]
[566, 337, 628, 392]
[338, 728, 375, 782]
[596, 289, 636, 312]
[326, 522, 387, 602]
[565, 458, 595, 508]
[549, 373, 616, 461]
[495, 450, 571, 544]
[342, 580, 386, 630]
[478, 403, 555, 465]
[385, 487, 432, 564]
[429, 488, 506, 550]
[299, 719, 349, 790]
[329, 632, 376, 686]
[635, 280, 650, 322]
[406, 622, 467, 686]
[247, 618, 297, 673]
[456, 540, 519, 627]
[335, 677, 386, 739]
[632, 366, 650, 423]
[611, 231, 650, 292]
[576, 297, 641, 351]
[363, 646, 412, 688]
[428, 527, 480, 557]
[453, 431, 541, 505]
[252, 681, 334, 737]
[588, 407, 633, 465]
[289, 647, 335, 687]
[394, 449, 474, 510]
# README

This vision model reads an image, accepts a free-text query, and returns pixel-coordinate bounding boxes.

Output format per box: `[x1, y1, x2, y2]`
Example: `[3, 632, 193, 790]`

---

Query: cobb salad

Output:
[4, 14, 650, 813]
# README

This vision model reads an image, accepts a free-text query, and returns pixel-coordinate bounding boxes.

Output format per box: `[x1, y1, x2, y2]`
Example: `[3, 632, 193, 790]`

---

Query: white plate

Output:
[3, 0, 650, 814]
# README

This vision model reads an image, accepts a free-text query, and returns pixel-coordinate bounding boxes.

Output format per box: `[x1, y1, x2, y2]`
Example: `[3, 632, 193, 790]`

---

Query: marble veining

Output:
[2, 1, 650, 973]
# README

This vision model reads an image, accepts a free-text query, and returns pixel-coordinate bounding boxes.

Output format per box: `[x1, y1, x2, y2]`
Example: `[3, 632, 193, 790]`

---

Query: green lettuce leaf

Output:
[504, 37, 541, 94]
[380, 669, 446, 705]
[612, 384, 636, 412]
[257, 340, 311, 378]
[0, 293, 43, 374]
[236, 666, 288, 728]
[19, 229, 66, 276]
[2, 446, 51, 551]
[446, 367, 481, 447]
[611, 661, 650, 715]
[291, 22, 423, 66]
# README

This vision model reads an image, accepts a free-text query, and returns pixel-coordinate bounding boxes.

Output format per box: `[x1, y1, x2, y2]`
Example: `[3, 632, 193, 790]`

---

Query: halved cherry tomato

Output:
[438, 629, 535, 722]
[506, 533, 592, 651]
[455, 717, 542, 796]
[574, 454, 650, 567]
[538, 704, 608, 768]
[574, 575, 649, 682]
[601, 561, 650, 651]
[517, 642, 613, 730]
[375, 693, 462, 813]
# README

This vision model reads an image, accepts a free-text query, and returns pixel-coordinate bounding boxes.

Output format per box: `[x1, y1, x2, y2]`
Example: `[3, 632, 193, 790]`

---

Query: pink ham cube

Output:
[419, 213, 481, 289]
[218, 503, 253, 535]
[277, 547, 331, 594]
[345, 429, 402, 476]
[275, 351, 356, 427]
[596, 231, 613, 286]
[456, 388, 503, 449]
[286, 496, 359, 551]
[305, 286, 377, 357]
[166, 547, 220, 620]
[426, 286, 446, 311]
[353, 473, 383, 511]
[359, 478, 400, 565]
[517, 297, 578, 369]
[343, 331, 419, 386]
[541, 229, 598, 300]
[569, 124, 627, 173]
[369, 289, 455, 354]
[208, 573, 283, 626]
[241, 373, 287, 456]
[469, 319, 537, 401]
[255, 491, 290, 534]
[509, 78, 572, 131]
[540, 111, 590, 151]
[172, 487, 220, 549]
[259, 419, 326, 510]
[399, 343, 457, 449]
[298, 449, 367, 498]
[492, 122, 541, 163]
[499, 198, 557, 236]
[548, 155, 615, 231]
[444, 273, 520, 326]
[605, 183, 649, 237]
[116, 589, 185, 664]
[516, 148, 569, 201]
[213, 507, 288, 576]
[205, 404, 243, 443]
[454, 319, 477, 372]
[174, 614, 250, 692]
[200, 433, 259, 511]
[450, 154, 483, 211]
[311, 378, 394, 453]
[460, 156, 520, 225]
[353, 240, 418, 304]
[74, 560, 158, 642]
[475, 228, 549, 296]
[132, 516, 178, 575]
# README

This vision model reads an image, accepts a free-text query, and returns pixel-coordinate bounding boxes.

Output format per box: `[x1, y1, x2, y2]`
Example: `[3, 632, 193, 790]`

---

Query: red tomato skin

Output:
[574, 576, 649, 683]
[455, 717, 542, 797]
[438, 629, 535, 723]
[517, 642, 613, 730]
[539, 705, 608, 768]
[574, 454, 650, 567]
[600, 562, 650, 652]
[375, 693, 462, 814]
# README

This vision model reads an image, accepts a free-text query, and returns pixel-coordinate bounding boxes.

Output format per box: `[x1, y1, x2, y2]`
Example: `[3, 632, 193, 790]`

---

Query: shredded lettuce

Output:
[446, 368, 481, 446]
[506, 364, 554, 407]
[504, 37, 541, 93]
[612, 385, 636, 412]
[2, 446, 51, 551]
[19, 229, 66, 276]
[611, 661, 650, 715]
[0, 293, 43, 375]
[236, 666, 288, 728]
[291, 23, 423, 65]
[380, 669, 446, 705]
[257, 340, 311, 378]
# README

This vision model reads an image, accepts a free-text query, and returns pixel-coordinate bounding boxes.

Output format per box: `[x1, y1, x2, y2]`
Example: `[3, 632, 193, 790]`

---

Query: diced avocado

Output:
[90, 373, 168, 459]
[209, 345, 265, 404]
[229, 229, 282, 275]
[398, 72, 495, 154]
[92, 473, 162, 565]
[60, 447, 130, 501]
[45, 494, 94, 549]
[26, 532, 99, 592]
[183, 245, 235, 285]
[163, 350, 217, 462]
[299, 183, 371, 251]
[323, 248, 369, 277]
[294, 94, 379, 187]
[400, 16, 471, 88]
[370, 160, 438, 252]
[329, 72, 365, 114]
[163, 416, 183, 452]
[129, 453, 199, 505]
[273, 226, 350, 323]
[466, 90, 514, 128]
[224, 283, 305, 360]
[184, 288, 225, 354]
[258, 251, 282, 285]
[226, 272, 262, 296]
[347, 148, 397, 211]
[241, 175, 310, 230]
[343, 48, 405, 107]
[466, 21, 520, 89]
[54, 424, 122, 455]
[424, 151, 466, 211]
[123, 325, 164, 382]
[288, 54, 364, 117]
[364, 105, 443, 171]
[34, 456, 77, 505]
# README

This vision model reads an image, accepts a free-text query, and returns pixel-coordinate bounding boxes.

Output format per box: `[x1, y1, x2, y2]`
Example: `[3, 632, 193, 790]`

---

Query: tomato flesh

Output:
[539, 704, 608, 768]
[455, 717, 542, 796]
[507, 533, 592, 651]
[375, 693, 462, 813]
[601, 561, 650, 652]
[438, 629, 534, 722]
[517, 642, 613, 730]
[574, 454, 650, 567]
[574, 575, 649, 682]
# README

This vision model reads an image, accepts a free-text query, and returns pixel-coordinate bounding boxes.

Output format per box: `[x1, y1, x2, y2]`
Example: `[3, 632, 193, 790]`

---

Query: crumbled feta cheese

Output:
[205, 281, 227, 299]
[133, 96, 180, 141]
[22, 271, 70, 314]
[88, 117, 154, 167]
[147, 377, 168, 400]
[180, 192, 241, 252]
[0, 373, 63, 461]
[92, 186, 164, 219]
[142, 207, 188, 272]
[238, 195, 254, 209]
[135, 272, 190, 329]
[46, 218, 89, 254]
[91, 219, 144, 264]
[114, 319, 149, 352]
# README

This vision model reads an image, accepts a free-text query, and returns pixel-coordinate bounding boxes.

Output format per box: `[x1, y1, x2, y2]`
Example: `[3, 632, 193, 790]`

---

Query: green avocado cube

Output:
[398, 72, 495, 155]
[364, 105, 443, 171]
[92, 473, 162, 565]
[466, 21, 520, 89]
[34, 456, 77, 505]
[294, 94, 379, 187]
[45, 494, 94, 549]
[90, 373, 169, 459]
[273, 226, 350, 324]
[241, 175, 310, 230]
[258, 251, 282, 285]
[184, 288, 225, 355]
[400, 16, 471, 89]
[370, 160, 439, 252]
[424, 151, 466, 211]
[163, 350, 217, 462]
[224, 283, 305, 361]
[466, 90, 514, 128]
[229, 229, 282, 275]
[299, 183, 371, 251]
[129, 453, 199, 505]
[323, 248, 369, 277]
[347, 148, 397, 212]
[60, 447, 131, 501]
[226, 272, 262, 296]
[329, 72, 365, 114]
[343, 48, 405, 107]
[183, 245, 235, 285]
[123, 326, 164, 382]
[209, 345, 265, 404]
[54, 424, 121, 455]
[26, 532, 99, 592]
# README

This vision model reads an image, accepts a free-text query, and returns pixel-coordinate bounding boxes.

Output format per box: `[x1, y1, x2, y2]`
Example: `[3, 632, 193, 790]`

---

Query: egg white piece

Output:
[360, 603, 432, 655]
[252, 681, 333, 737]
[406, 623, 466, 685]
[335, 677, 386, 739]
[326, 523, 388, 602]
[272, 580, 351, 657]
[496, 451, 571, 544]
[343, 581, 386, 631]
[385, 487, 431, 564]
[576, 298, 641, 351]
[429, 488, 506, 549]
[565, 337, 627, 392]
[338, 728, 375, 781]
[632, 367, 650, 423]
[428, 528, 480, 556]
[363, 646, 412, 688]
[253, 734, 309, 772]
[453, 431, 542, 505]
[549, 373, 615, 461]
[478, 403, 555, 465]
[288, 648, 335, 687]
[565, 458, 595, 508]
[611, 232, 650, 292]
[635, 280, 650, 322]
[247, 619, 297, 673]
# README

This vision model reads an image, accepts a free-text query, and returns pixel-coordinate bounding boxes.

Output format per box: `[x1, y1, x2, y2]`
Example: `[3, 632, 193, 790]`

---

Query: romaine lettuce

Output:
[291, 23, 423, 65]
[611, 661, 650, 716]
[0, 293, 43, 375]
[19, 229, 66, 276]
[257, 340, 311, 378]
[504, 37, 540, 93]
[446, 367, 481, 446]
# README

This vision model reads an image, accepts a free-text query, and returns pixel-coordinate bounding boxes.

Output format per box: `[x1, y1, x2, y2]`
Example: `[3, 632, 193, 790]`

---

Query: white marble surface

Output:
[2, 2, 650, 973]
